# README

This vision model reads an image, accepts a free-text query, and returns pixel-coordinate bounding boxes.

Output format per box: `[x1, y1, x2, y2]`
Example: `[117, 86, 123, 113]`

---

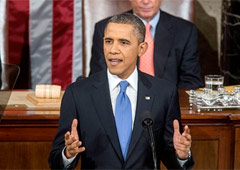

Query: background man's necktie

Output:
[139, 24, 155, 76]
[115, 81, 132, 160]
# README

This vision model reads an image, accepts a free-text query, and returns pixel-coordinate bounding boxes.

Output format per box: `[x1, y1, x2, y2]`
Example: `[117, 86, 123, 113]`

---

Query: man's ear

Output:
[138, 42, 148, 57]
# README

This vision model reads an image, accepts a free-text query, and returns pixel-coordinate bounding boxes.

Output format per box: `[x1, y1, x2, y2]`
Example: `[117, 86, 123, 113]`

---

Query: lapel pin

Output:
[145, 96, 151, 100]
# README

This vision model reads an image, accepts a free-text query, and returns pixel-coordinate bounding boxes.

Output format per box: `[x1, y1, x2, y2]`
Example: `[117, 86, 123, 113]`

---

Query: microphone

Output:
[141, 111, 157, 170]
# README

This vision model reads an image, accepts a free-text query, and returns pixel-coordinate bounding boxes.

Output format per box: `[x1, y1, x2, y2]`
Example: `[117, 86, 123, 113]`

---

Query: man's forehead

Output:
[105, 23, 133, 32]
[104, 23, 135, 38]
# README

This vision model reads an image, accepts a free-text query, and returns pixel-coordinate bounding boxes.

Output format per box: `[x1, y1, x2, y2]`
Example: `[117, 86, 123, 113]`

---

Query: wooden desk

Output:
[0, 90, 239, 169]
[0, 91, 60, 169]
[179, 90, 240, 169]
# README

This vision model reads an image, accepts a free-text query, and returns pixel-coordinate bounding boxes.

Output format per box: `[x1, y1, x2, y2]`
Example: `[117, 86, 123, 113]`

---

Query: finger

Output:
[71, 119, 78, 138]
[175, 140, 189, 148]
[65, 131, 74, 146]
[182, 126, 191, 141]
[65, 135, 77, 146]
[70, 141, 85, 152]
[183, 125, 190, 134]
[173, 119, 180, 135]
[182, 133, 192, 141]
[175, 136, 191, 147]
[68, 146, 85, 155]
[65, 145, 85, 158]
[65, 131, 71, 140]
[175, 141, 191, 151]
[70, 140, 83, 149]
[175, 146, 190, 153]
[77, 146, 86, 153]
[67, 140, 81, 151]
[178, 140, 191, 148]
[66, 141, 85, 156]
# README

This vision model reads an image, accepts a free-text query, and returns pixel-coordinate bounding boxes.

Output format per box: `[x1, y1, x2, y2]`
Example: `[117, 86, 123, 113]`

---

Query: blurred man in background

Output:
[90, 0, 203, 89]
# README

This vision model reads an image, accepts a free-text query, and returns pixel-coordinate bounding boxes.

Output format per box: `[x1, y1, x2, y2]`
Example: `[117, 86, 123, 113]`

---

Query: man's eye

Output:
[105, 40, 112, 44]
[121, 41, 129, 45]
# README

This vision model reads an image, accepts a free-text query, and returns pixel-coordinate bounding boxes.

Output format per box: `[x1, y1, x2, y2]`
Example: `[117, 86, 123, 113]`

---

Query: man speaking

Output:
[49, 13, 193, 169]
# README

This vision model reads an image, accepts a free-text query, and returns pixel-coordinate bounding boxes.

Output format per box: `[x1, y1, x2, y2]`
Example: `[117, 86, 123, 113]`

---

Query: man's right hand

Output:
[64, 119, 85, 159]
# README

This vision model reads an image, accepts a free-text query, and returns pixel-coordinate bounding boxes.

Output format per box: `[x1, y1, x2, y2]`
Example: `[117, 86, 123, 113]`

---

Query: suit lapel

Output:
[90, 72, 123, 162]
[126, 72, 155, 160]
[154, 11, 174, 77]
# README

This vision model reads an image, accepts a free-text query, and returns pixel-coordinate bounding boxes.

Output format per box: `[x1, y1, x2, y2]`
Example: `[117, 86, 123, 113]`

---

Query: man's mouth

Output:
[140, 7, 153, 12]
[109, 58, 123, 66]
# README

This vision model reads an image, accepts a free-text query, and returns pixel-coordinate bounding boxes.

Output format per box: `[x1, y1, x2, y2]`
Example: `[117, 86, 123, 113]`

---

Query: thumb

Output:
[71, 119, 78, 138]
[173, 119, 180, 135]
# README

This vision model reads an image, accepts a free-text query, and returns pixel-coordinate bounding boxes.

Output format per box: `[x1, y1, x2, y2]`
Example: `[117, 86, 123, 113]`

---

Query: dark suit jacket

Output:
[49, 70, 194, 169]
[89, 10, 204, 90]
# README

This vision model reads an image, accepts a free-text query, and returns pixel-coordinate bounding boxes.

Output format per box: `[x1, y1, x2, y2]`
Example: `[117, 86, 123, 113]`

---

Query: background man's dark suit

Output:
[90, 10, 203, 89]
[49, 70, 194, 169]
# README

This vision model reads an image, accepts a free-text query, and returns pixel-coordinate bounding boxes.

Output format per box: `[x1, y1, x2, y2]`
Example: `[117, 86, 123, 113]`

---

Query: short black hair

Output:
[105, 13, 145, 43]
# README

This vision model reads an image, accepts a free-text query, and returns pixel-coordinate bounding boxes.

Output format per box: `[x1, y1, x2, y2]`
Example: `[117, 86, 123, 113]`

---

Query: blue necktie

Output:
[115, 81, 132, 160]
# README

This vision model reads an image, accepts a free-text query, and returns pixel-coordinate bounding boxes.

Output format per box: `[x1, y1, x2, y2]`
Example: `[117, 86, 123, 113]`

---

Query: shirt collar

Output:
[133, 10, 160, 38]
[107, 67, 138, 92]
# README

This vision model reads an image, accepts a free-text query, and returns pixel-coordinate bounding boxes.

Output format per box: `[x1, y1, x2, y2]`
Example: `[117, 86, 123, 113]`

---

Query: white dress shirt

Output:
[108, 67, 138, 128]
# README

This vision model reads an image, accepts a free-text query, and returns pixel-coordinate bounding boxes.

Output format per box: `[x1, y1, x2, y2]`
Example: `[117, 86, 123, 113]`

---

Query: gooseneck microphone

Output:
[141, 111, 157, 170]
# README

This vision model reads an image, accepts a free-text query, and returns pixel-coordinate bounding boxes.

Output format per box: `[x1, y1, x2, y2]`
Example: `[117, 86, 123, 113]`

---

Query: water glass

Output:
[204, 75, 224, 91]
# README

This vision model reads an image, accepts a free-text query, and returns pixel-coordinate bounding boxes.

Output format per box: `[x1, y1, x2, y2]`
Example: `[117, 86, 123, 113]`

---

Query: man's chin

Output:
[139, 12, 154, 20]
[108, 69, 120, 76]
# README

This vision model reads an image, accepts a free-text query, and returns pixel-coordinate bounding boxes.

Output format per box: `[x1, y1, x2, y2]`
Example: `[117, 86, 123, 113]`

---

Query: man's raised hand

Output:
[173, 119, 192, 159]
[64, 119, 85, 159]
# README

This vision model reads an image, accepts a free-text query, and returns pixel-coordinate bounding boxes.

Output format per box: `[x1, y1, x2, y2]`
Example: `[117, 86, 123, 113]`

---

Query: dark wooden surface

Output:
[0, 90, 239, 169]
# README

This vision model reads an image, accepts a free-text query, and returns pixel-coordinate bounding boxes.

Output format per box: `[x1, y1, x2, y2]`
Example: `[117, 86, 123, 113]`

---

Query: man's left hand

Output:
[173, 119, 192, 159]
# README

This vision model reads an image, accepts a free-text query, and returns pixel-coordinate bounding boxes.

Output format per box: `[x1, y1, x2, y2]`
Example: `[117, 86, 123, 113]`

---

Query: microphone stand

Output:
[141, 111, 157, 170]
[146, 123, 157, 170]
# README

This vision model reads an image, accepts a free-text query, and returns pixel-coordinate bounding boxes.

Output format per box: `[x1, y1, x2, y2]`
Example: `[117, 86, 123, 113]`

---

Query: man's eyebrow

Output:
[104, 37, 112, 40]
[119, 39, 130, 43]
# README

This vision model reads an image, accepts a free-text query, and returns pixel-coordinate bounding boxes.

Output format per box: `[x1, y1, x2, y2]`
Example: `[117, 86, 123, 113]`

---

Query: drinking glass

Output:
[204, 75, 224, 91]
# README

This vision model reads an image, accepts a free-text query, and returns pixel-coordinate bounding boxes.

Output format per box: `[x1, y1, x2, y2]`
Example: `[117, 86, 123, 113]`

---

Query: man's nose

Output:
[110, 42, 119, 53]
[142, 0, 151, 4]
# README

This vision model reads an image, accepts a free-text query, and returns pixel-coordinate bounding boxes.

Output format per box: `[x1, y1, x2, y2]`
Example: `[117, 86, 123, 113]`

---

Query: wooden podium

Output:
[0, 90, 240, 169]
